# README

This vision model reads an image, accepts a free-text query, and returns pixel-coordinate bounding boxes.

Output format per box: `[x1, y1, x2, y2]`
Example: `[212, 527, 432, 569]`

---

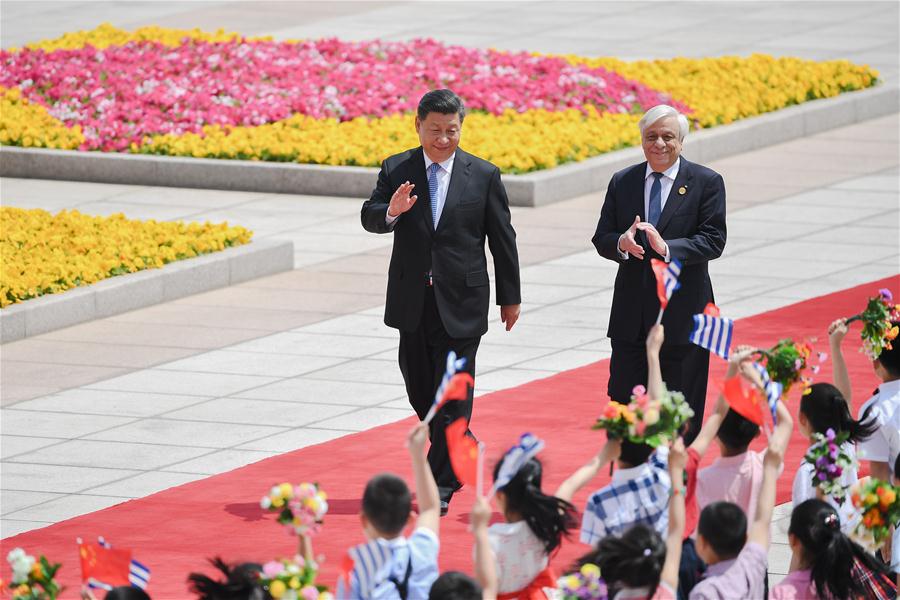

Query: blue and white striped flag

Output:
[751, 362, 783, 423]
[690, 312, 734, 360]
[338, 538, 394, 599]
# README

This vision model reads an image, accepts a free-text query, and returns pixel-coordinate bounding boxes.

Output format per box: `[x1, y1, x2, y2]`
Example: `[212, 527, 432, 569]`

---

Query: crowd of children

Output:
[9, 312, 899, 600]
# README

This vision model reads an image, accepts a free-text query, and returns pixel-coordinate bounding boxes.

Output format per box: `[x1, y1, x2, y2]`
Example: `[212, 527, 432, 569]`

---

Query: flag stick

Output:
[476, 442, 486, 499]
[655, 307, 664, 325]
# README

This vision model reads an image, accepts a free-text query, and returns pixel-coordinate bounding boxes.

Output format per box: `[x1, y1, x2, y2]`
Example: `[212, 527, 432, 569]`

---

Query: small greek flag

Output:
[690, 312, 734, 360]
[491, 433, 544, 497]
[751, 362, 783, 423]
[651, 258, 682, 310]
[339, 538, 393, 599]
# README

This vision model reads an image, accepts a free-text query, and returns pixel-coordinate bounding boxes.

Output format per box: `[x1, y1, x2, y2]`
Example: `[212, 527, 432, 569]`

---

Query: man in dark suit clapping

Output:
[362, 90, 521, 514]
[592, 105, 727, 442]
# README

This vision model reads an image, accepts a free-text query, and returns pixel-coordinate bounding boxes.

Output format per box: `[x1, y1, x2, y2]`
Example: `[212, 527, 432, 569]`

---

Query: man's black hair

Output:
[417, 89, 466, 123]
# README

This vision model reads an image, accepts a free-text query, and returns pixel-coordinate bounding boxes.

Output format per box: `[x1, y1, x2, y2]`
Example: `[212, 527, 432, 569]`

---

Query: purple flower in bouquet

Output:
[879, 288, 893, 302]
[804, 429, 855, 502]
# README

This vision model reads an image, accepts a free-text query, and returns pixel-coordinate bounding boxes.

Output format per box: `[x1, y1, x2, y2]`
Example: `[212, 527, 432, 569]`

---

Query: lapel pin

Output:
[678, 186, 687, 195]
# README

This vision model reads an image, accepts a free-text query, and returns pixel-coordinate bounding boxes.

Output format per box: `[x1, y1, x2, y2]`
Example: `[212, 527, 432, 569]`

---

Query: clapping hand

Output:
[618, 215, 645, 260]
[387, 181, 417, 218]
[636, 221, 668, 256]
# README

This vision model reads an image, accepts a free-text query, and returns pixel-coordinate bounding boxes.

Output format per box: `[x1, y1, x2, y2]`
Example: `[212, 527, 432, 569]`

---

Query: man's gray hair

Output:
[639, 105, 689, 141]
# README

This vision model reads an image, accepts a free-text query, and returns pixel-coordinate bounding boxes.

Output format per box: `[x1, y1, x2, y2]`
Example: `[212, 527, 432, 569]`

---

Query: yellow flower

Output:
[269, 579, 287, 599]
[580, 563, 601, 578]
[0, 207, 252, 307]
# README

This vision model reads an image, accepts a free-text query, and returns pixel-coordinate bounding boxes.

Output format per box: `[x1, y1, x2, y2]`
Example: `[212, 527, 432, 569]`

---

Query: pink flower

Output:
[262, 561, 285, 577]
[0, 37, 690, 152]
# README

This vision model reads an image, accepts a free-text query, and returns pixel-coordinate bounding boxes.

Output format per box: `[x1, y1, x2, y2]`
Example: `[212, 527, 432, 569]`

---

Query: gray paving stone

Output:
[9, 389, 211, 418]
[161, 449, 279, 475]
[81, 471, 208, 498]
[86, 369, 279, 396]
[4, 493, 131, 523]
[0, 490, 65, 516]
[161, 398, 353, 428]
[234, 427, 357, 452]
[0, 463, 142, 494]
[83, 417, 287, 448]
[5, 439, 212, 470]
[0, 410, 135, 439]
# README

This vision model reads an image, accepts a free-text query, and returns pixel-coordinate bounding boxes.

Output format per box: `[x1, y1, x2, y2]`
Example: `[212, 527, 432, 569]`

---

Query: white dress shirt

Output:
[618, 157, 679, 262]
[385, 152, 455, 227]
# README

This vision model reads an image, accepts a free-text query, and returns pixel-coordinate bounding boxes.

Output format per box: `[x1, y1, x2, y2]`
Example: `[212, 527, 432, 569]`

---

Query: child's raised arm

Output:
[748, 400, 793, 548]
[659, 437, 687, 592]
[555, 437, 621, 503]
[471, 496, 498, 599]
[828, 318, 852, 403]
[408, 422, 440, 535]
[690, 345, 755, 455]
[646, 324, 665, 401]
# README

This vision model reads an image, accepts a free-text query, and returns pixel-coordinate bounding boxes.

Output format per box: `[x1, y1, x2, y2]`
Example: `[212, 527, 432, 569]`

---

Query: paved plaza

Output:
[1, 0, 899, 586]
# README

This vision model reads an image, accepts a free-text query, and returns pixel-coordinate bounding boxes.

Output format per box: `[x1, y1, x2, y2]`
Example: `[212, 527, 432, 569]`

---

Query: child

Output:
[571, 327, 673, 545]
[852, 321, 900, 488]
[470, 445, 578, 598]
[349, 422, 441, 599]
[694, 408, 762, 516]
[568, 437, 689, 600]
[688, 397, 793, 600]
[792, 381, 875, 531]
[770, 498, 895, 599]
[187, 558, 264, 600]
[673, 343, 759, 598]
[428, 572, 482, 600]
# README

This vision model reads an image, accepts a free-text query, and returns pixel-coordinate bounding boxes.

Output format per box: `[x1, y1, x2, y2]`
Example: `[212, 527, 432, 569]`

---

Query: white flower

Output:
[7, 547, 35, 584]
[260, 496, 272, 509]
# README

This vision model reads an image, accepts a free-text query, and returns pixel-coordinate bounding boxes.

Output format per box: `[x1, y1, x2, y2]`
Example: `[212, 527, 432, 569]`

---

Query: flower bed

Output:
[0, 206, 252, 307]
[0, 24, 879, 173]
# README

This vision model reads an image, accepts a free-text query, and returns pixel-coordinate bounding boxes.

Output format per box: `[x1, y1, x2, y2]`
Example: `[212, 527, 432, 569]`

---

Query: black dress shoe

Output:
[440, 500, 450, 517]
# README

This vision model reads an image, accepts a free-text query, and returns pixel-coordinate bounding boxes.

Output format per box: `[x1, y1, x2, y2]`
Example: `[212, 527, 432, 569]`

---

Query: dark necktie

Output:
[648, 172, 663, 227]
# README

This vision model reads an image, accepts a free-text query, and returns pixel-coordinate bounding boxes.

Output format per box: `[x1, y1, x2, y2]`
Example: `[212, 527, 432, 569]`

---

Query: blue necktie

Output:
[648, 172, 663, 226]
[428, 162, 441, 229]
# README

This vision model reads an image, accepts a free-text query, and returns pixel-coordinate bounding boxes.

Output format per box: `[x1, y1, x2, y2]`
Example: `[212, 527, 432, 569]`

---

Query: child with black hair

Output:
[349, 422, 441, 599]
[565, 327, 674, 546]
[695, 396, 764, 517]
[428, 572, 482, 600]
[569, 436, 689, 599]
[688, 395, 793, 600]
[470, 442, 578, 598]
[187, 558, 266, 600]
[770, 498, 896, 599]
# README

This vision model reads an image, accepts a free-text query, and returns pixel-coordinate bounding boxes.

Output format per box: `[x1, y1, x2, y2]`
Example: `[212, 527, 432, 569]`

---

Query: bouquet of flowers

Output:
[848, 288, 900, 360]
[849, 478, 900, 552]
[261, 482, 329, 537]
[5, 548, 62, 600]
[557, 563, 608, 600]
[593, 384, 694, 448]
[259, 555, 333, 600]
[803, 428, 855, 502]
[755, 338, 820, 395]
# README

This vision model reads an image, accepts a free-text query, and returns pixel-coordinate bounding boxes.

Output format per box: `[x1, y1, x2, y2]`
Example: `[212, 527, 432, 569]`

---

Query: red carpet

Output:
[3, 276, 897, 598]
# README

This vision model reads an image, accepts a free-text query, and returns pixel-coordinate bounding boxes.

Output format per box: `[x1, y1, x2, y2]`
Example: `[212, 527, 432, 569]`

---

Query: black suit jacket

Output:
[361, 147, 521, 339]
[592, 157, 727, 344]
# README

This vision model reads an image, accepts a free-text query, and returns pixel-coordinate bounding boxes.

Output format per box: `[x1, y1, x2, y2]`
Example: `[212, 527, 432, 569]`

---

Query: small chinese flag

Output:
[446, 417, 479, 486]
[722, 375, 764, 426]
[79, 542, 132, 587]
[434, 372, 474, 413]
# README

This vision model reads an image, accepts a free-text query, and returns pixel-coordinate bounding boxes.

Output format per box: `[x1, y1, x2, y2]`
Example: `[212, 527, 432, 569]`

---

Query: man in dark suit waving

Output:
[592, 105, 726, 442]
[362, 89, 521, 514]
